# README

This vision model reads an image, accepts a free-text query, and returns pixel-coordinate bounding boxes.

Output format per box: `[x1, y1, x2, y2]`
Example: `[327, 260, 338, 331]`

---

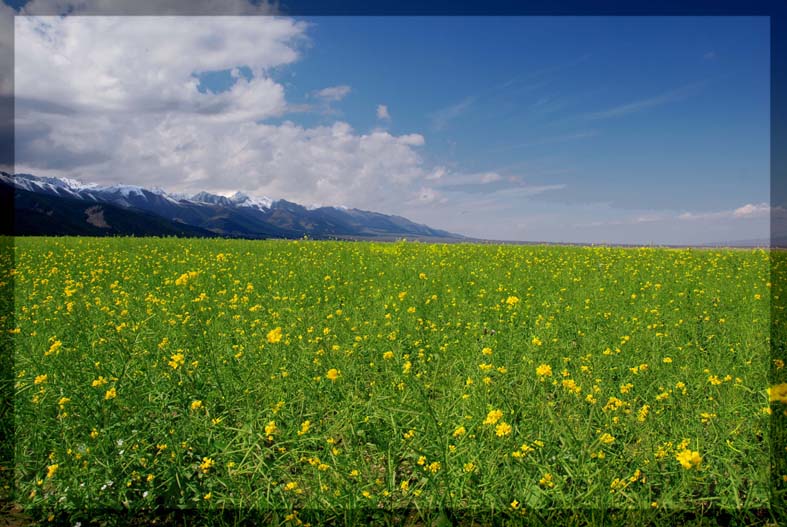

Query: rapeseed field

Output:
[6, 237, 785, 525]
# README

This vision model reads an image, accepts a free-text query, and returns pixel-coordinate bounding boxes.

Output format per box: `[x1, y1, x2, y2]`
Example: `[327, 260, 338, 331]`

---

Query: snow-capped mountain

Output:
[1, 172, 463, 241]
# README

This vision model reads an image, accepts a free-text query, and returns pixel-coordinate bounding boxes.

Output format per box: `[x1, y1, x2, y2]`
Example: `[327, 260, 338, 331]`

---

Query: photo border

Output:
[1, 0, 784, 524]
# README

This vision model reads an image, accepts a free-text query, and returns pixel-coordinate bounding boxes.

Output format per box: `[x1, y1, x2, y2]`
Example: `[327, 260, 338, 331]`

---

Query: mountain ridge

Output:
[1, 172, 463, 241]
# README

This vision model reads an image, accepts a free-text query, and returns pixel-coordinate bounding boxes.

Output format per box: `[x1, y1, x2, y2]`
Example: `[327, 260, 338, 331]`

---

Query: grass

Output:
[3, 236, 785, 525]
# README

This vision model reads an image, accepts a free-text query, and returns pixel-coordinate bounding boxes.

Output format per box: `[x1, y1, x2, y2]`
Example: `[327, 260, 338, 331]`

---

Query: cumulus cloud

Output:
[376, 104, 390, 120]
[12, 16, 445, 213]
[732, 202, 770, 219]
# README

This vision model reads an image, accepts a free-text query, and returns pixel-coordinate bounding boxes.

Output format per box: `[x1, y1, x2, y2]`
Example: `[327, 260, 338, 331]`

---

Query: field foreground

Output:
[5, 237, 786, 524]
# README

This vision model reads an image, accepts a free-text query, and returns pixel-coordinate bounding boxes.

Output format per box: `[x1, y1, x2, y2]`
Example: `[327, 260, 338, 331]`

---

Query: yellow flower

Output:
[536, 364, 552, 377]
[298, 420, 311, 436]
[383, 351, 394, 360]
[510, 499, 520, 509]
[675, 449, 702, 469]
[200, 457, 215, 473]
[104, 387, 117, 400]
[46, 464, 58, 478]
[34, 374, 48, 385]
[769, 383, 787, 404]
[46, 340, 62, 356]
[482, 347, 493, 356]
[190, 400, 203, 411]
[483, 409, 503, 425]
[203, 492, 212, 500]
[326, 368, 341, 381]
[267, 327, 283, 344]
[506, 296, 520, 306]
[453, 426, 466, 438]
[531, 336, 542, 346]
[168, 353, 185, 370]
[539, 473, 555, 488]
[463, 462, 475, 473]
[427, 461, 441, 473]
[265, 421, 277, 437]
[495, 422, 512, 437]
[599, 433, 615, 445]
[402, 361, 412, 374]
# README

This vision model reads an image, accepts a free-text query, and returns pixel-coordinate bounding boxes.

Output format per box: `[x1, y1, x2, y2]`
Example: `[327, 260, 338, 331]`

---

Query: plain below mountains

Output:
[1, 172, 463, 241]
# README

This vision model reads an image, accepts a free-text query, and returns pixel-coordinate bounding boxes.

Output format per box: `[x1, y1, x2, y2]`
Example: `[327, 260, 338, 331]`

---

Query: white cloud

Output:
[15, 16, 306, 118]
[583, 203, 773, 228]
[479, 172, 502, 184]
[679, 203, 771, 221]
[13, 16, 441, 214]
[425, 166, 447, 180]
[314, 85, 351, 102]
[732, 202, 770, 219]
[376, 104, 390, 120]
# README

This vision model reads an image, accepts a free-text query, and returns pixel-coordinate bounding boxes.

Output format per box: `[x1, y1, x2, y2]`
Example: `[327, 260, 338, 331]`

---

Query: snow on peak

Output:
[105, 184, 146, 197]
[230, 191, 273, 210]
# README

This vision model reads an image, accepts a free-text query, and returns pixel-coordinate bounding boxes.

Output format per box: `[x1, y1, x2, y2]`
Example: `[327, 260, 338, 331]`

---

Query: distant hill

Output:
[1, 172, 464, 241]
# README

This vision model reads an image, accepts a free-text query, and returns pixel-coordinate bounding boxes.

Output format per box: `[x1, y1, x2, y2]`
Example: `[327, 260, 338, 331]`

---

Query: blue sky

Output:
[12, 13, 771, 244]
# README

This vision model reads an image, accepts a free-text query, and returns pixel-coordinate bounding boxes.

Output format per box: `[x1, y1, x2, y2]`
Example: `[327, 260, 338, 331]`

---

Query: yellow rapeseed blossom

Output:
[506, 296, 519, 306]
[495, 422, 512, 437]
[46, 464, 58, 478]
[453, 426, 466, 438]
[539, 473, 555, 488]
[105, 387, 117, 400]
[599, 433, 615, 444]
[46, 340, 62, 356]
[484, 409, 503, 425]
[676, 449, 702, 469]
[200, 457, 215, 473]
[267, 327, 283, 344]
[168, 353, 185, 370]
[298, 420, 311, 436]
[536, 364, 552, 377]
[769, 383, 787, 404]
[265, 421, 277, 438]
[34, 374, 48, 385]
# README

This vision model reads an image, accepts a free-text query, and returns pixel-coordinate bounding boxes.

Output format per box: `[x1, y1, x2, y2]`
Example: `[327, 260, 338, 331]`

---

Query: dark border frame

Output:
[1, 1, 785, 524]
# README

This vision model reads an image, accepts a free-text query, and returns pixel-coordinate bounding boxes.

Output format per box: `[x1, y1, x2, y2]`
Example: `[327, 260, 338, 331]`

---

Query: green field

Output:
[4, 237, 786, 525]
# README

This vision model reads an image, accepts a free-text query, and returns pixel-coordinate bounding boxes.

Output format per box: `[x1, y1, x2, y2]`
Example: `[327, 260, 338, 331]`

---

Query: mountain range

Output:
[0, 172, 463, 241]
